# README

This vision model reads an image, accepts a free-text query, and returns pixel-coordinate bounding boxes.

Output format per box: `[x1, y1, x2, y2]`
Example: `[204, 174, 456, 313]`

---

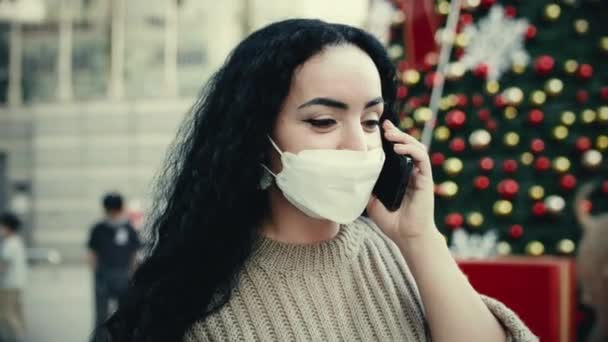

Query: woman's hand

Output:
[366, 120, 438, 244]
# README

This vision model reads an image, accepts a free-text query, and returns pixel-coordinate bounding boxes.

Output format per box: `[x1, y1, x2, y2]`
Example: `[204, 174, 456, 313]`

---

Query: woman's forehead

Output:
[290, 45, 383, 101]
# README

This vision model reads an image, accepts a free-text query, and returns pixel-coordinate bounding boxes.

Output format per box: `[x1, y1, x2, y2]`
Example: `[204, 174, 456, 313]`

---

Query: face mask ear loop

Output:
[261, 136, 282, 178]
[261, 164, 277, 178]
[268, 136, 283, 156]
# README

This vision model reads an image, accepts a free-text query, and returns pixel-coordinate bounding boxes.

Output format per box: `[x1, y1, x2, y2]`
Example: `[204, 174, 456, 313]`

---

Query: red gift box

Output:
[457, 257, 575, 342]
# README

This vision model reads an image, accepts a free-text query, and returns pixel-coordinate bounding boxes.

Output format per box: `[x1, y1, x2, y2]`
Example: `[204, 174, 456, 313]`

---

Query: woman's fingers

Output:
[383, 120, 428, 151]
[393, 143, 432, 177]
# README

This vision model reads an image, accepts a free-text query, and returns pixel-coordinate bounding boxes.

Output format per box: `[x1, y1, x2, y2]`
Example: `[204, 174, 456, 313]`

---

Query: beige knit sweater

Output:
[186, 217, 537, 341]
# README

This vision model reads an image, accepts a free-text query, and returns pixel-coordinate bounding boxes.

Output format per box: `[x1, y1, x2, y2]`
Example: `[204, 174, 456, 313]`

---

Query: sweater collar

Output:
[250, 219, 365, 274]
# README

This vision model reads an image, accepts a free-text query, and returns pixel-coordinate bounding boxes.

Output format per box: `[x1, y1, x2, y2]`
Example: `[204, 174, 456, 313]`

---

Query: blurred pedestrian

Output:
[0, 212, 27, 342]
[87, 192, 140, 330]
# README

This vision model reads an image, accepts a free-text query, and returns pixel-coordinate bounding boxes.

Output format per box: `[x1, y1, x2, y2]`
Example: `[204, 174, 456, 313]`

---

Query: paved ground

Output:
[24, 264, 93, 342]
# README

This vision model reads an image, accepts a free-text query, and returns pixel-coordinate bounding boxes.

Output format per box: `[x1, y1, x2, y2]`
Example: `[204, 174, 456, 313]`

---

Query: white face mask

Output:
[262, 137, 385, 224]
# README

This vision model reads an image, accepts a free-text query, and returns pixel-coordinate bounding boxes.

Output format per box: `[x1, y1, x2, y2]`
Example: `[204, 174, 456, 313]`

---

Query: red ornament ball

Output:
[446, 110, 467, 129]
[474, 63, 489, 79]
[408, 97, 422, 109]
[509, 224, 524, 239]
[504, 5, 517, 18]
[534, 156, 551, 171]
[602, 180, 608, 195]
[397, 60, 409, 72]
[486, 119, 498, 132]
[425, 72, 442, 88]
[455, 94, 468, 107]
[534, 55, 555, 76]
[431, 152, 445, 166]
[578, 64, 593, 80]
[530, 138, 545, 154]
[528, 109, 544, 125]
[494, 95, 507, 108]
[481, 0, 496, 8]
[532, 202, 546, 216]
[459, 13, 474, 26]
[498, 179, 520, 199]
[472, 94, 485, 107]
[449, 137, 466, 153]
[396, 86, 408, 99]
[480, 157, 495, 172]
[474, 176, 491, 190]
[560, 174, 577, 191]
[477, 108, 491, 121]
[576, 90, 589, 104]
[445, 213, 464, 229]
[503, 159, 518, 173]
[600, 87, 608, 101]
[576, 136, 592, 152]
[525, 25, 537, 40]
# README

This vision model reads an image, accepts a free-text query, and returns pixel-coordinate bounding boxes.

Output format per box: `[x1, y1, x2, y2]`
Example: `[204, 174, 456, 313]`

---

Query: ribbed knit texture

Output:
[186, 217, 537, 341]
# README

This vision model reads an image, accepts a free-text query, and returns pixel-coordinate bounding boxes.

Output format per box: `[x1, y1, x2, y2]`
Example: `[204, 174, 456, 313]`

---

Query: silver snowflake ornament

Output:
[458, 5, 530, 81]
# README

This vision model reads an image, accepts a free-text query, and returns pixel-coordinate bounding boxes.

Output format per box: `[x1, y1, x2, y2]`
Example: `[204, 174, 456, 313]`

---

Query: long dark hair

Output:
[96, 18, 398, 341]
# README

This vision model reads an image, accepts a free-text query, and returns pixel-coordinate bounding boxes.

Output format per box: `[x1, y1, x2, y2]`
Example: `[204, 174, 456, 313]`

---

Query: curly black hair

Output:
[95, 18, 398, 342]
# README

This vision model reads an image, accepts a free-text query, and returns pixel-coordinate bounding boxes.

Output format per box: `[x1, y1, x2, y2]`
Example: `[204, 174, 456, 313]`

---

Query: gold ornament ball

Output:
[529, 185, 545, 200]
[582, 150, 603, 169]
[530, 90, 547, 106]
[446, 62, 466, 80]
[564, 60, 579, 74]
[496, 242, 512, 256]
[434, 126, 451, 142]
[402, 70, 421, 86]
[574, 19, 589, 35]
[600, 37, 608, 53]
[486, 81, 500, 95]
[561, 111, 576, 126]
[443, 158, 464, 176]
[439, 181, 459, 198]
[581, 109, 597, 124]
[466, 212, 484, 228]
[545, 78, 564, 96]
[545, 195, 566, 214]
[503, 87, 524, 106]
[504, 106, 518, 120]
[493, 200, 513, 217]
[557, 239, 576, 255]
[463, 0, 481, 10]
[414, 107, 433, 124]
[597, 106, 608, 123]
[469, 129, 492, 150]
[544, 4, 561, 21]
[388, 45, 404, 59]
[596, 135, 608, 151]
[526, 241, 545, 256]
[512, 63, 527, 74]
[399, 117, 414, 130]
[504, 132, 520, 147]
[553, 125, 569, 140]
[436, 1, 450, 16]
[392, 11, 406, 25]
[455, 33, 470, 48]
[552, 156, 571, 173]
[521, 152, 534, 166]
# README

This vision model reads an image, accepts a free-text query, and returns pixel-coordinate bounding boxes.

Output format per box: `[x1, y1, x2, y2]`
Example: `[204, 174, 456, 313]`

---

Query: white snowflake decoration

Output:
[449, 229, 499, 259]
[458, 5, 529, 81]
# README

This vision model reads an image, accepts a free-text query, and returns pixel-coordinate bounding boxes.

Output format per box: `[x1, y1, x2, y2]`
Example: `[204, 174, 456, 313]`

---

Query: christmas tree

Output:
[387, 0, 608, 257]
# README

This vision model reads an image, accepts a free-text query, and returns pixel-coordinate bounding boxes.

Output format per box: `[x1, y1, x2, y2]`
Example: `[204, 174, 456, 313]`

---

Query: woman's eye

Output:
[305, 119, 336, 128]
[363, 120, 380, 129]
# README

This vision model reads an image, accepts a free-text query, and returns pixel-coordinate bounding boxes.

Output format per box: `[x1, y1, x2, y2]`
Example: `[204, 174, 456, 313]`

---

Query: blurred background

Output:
[0, 0, 606, 341]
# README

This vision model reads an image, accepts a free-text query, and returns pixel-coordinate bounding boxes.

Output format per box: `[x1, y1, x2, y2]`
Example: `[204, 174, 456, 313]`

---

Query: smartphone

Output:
[372, 124, 414, 212]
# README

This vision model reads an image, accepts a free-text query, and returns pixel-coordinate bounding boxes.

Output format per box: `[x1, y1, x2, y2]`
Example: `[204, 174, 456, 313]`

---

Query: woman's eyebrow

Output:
[297, 96, 384, 110]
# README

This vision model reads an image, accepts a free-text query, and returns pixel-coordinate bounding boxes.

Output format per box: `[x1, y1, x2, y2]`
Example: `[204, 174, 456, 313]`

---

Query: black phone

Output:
[372, 124, 414, 212]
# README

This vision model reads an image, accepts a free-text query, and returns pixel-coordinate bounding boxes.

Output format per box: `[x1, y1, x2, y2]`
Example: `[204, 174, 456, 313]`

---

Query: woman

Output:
[97, 19, 536, 341]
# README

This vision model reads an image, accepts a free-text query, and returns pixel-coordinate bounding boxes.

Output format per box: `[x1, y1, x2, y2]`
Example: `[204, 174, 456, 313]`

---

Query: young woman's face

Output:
[270, 44, 384, 168]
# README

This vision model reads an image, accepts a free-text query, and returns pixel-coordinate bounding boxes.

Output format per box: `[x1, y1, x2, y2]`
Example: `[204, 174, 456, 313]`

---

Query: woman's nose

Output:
[337, 122, 367, 151]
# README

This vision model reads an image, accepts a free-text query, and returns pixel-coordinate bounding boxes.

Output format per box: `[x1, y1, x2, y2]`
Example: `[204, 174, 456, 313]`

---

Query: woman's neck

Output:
[261, 187, 340, 244]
